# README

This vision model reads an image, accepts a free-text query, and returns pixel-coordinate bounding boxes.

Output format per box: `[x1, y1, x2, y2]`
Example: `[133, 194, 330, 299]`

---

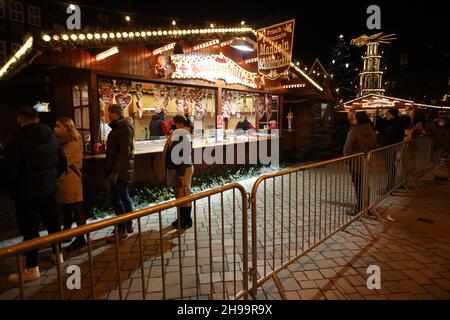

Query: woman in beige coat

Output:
[54, 117, 86, 251]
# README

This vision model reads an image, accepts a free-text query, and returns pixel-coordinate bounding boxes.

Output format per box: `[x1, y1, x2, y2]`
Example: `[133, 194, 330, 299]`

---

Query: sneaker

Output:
[8, 267, 40, 283]
[66, 237, 86, 252]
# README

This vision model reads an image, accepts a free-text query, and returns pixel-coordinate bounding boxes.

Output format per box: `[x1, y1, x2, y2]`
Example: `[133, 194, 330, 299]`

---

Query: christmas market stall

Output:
[0, 20, 335, 203]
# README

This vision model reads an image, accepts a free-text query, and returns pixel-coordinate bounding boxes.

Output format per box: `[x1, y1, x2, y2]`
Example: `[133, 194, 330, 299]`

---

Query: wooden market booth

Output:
[0, 23, 333, 203]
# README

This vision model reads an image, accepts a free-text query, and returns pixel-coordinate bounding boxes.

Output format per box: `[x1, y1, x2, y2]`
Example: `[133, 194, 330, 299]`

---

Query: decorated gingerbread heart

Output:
[115, 93, 132, 109]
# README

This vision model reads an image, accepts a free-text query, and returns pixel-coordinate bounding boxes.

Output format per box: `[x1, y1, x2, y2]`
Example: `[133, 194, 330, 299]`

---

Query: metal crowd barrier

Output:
[0, 183, 249, 300]
[248, 153, 376, 299]
[0, 137, 437, 300]
[366, 137, 434, 222]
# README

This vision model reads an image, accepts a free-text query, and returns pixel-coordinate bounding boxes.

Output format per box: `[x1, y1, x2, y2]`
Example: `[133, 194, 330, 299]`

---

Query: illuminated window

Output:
[27, 5, 41, 27]
[9, 0, 24, 23]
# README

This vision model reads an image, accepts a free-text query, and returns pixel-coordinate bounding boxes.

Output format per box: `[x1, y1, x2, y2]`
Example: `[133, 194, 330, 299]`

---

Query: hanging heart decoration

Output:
[194, 102, 205, 120]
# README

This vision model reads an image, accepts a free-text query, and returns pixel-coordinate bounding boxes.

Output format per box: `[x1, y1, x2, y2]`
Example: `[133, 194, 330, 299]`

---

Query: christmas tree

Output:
[328, 34, 358, 101]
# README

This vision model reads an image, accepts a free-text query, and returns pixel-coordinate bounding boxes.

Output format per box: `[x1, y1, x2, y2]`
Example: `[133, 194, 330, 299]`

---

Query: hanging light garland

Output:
[153, 42, 176, 55]
[0, 36, 34, 78]
[193, 39, 219, 50]
[41, 27, 254, 45]
[283, 83, 306, 89]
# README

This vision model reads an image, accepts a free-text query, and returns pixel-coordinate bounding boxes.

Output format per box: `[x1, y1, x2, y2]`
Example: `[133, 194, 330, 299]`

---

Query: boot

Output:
[179, 207, 193, 229]
[66, 236, 86, 252]
[8, 266, 40, 283]
[171, 208, 183, 228]
[126, 221, 134, 234]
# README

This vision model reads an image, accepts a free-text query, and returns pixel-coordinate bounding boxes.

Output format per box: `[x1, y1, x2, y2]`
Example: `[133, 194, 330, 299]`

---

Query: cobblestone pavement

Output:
[0, 168, 449, 300]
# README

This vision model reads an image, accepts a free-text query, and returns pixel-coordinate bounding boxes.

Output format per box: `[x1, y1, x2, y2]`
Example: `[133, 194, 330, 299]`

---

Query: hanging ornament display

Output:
[176, 98, 184, 114]
[163, 90, 169, 109]
[153, 84, 162, 110]
[187, 88, 206, 120]
[242, 93, 248, 113]
[135, 83, 143, 118]
[236, 92, 242, 119]
[265, 94, 273, 120]
[115, 80, 132, 110]
[222, 90, 233, 119]
[194, 102, 205, 120]
[183, 88, 190, 113]
[98, 79, 114, 118]
[257, 95, 266, 120]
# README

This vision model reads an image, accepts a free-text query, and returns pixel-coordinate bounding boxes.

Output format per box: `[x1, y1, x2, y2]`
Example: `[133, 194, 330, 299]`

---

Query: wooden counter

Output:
[82, 134, 276, 206]
[83, 134, 272, 160]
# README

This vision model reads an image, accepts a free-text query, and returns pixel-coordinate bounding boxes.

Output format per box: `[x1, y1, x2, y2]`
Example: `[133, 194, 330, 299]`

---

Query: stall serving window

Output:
[97, 77, 216, 142]
[221, 89, 279, 131]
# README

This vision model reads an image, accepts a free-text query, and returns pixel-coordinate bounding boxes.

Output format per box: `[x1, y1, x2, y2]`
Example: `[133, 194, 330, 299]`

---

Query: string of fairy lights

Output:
[41, 27, 255, 44]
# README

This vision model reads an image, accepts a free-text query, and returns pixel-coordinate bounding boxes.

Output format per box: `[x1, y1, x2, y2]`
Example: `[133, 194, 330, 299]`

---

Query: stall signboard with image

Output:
[171, 53, 257, 88]
[256, 19, 295, 80]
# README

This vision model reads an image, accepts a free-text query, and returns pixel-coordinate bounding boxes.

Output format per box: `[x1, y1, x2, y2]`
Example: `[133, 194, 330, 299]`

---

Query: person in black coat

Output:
[5, 107, 67, 283]
[105, 104, 135, 241]
[163, 115, 194, 229]
[380, 108, 406, 147]
[379, 109, 407, 191]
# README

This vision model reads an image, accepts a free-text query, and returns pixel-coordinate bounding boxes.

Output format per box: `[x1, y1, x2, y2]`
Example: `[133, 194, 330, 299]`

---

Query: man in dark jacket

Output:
[379, 108, 406, 191]
[381, 108, 405, 147]
[106, 104, 135, 240]
[6, 107, 67, 283]
[343, 111, 377, 215]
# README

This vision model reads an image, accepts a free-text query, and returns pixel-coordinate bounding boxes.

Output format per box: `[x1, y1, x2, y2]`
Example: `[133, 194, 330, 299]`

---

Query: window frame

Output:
[0, 40, 7, 64]
[27, 4, 41, 27]
[0, 0, 6, 19]
[9, 0, 24, 23]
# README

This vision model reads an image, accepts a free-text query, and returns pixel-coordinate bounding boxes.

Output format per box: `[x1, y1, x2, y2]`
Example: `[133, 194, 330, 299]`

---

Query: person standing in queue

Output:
[380, 108, 405, 191]
[343, 111, 377, 215]
[164, 115, 194, 229]
[105, 104, 135, 241]
[54, 117, 87, 252]
[6, 107, 67, 283]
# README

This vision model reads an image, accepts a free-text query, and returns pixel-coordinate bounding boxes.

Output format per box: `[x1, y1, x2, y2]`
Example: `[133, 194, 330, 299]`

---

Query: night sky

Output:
[74, 0, 449, 67]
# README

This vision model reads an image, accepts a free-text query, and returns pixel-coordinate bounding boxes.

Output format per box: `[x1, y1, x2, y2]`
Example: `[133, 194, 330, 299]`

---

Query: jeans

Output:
[111, 180, 133, 231]
[15, 196, 61, 268]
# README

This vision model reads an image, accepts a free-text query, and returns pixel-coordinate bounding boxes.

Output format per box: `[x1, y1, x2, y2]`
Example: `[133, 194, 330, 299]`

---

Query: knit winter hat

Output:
[108, 104, 124, 117]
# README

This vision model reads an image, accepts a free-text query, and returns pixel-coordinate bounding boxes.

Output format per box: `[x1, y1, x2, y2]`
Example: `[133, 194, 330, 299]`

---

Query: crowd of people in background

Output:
[344, 108, 450, 216]
[0, 103, 448, 283]
[0, 104, 198, 283]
